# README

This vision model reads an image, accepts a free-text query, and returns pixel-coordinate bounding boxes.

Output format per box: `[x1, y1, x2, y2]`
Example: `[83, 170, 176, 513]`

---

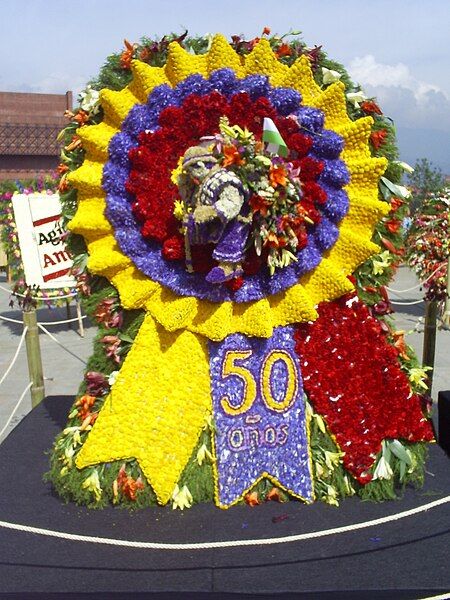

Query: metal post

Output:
[23, 307, 45, 408]
[422, 300, 438, 393]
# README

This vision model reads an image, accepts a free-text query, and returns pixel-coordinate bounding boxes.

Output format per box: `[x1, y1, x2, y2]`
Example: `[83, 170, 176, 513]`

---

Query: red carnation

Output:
[361, 100, 382, 115]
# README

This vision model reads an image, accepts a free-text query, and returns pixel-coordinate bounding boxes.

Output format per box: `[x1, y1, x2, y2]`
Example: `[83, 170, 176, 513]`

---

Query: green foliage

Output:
[408, 158, 445, 213]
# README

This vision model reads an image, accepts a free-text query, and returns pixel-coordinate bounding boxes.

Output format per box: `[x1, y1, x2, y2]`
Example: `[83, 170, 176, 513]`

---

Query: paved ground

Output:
[0, 266, 449, 441]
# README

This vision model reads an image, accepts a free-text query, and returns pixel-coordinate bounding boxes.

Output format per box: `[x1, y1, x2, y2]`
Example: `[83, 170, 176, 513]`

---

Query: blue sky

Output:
[1, 0, 449, 172]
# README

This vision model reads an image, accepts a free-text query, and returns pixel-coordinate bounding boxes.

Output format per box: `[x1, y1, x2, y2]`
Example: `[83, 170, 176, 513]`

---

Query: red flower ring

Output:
[126, 90, 325, 270]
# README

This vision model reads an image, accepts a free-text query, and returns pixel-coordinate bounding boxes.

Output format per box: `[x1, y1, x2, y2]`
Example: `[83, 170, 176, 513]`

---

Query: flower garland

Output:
[0, 178, 77, 306]
[46, 30, 434, 510]
[406, 188, 450, 302]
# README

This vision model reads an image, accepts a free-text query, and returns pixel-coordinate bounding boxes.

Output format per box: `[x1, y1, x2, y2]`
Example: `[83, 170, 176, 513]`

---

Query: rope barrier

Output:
[0, 314, 23, 324]
[0, 495, 448, 550]
[387, 264, 445, 295]
[0, 381, 32, 441]
[0, 284, 78, 300]
[37, 324, 87, 365]
[0, 326, 28, 387]
[0, 312, 87, 326]
[38, 315, 87, 326]
[390, 299, 424, 306]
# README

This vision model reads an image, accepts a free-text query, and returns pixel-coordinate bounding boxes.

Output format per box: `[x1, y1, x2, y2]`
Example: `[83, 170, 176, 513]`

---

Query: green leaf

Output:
[118, 333, 135, 344]
[388, 440, 412, 466]
[379, 176, 411, 200]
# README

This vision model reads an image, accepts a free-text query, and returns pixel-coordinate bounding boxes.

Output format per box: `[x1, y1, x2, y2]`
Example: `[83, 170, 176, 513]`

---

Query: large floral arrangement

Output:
[0, 176, 76, 305]
[405, 187, 450, 302]
[47, 30, 433, 510]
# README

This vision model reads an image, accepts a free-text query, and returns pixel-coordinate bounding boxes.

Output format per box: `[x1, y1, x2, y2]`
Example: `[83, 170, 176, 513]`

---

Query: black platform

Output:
[0, 396, 449, 599]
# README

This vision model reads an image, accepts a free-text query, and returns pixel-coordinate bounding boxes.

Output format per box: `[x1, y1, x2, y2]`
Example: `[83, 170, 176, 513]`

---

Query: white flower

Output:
[72, 430, 82, 447]
[63, 445, 75, 466]
[108, 371, 119, 386]
[324, 450, 344, 471]
[196, 444, 213, 465]
[82, 470, 102, 501]
[79, 85, 100, 114]
[171, 484, 193, 510]
[323, 484, 340, 506]
[346, 90, 368, 108]
[322, 67, 342, 85]
[408, 367, 431, 390]
[372, 455, 394, 480]
[372, 251, 393, 275]
[393, 160, 415, 174]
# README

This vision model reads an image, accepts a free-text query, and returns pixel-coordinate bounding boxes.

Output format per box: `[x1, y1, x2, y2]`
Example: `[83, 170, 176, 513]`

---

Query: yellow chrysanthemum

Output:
[69, 35, 389, 503]
[69, 35, 388, 342]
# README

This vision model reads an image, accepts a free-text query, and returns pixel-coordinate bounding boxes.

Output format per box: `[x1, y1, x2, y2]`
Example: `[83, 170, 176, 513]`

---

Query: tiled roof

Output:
[0, 123, 61, 156]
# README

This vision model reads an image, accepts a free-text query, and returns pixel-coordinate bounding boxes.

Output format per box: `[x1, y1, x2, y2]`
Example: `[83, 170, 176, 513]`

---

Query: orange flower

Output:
[115, 464, 144, 501]
[122, 477, 144, 501]
[262, 26, 271, 35]
[120, 39, 136, 69]
[275, 43, 292, 58]
[380, 236, 403, 256]
[264, 231, 280, 248]
[75, 394, 96, 421]
[392, 330, 409, 361]
[80, 412, 98, 430]
[65, 135, 81, 152]
[370, 129, 388, 150]
[248, 37, 261, 50]
[385, 219, 401, 234]
[390, 197, 404, 212]
[249, 194, 270, 216]
[222, 145, 245, 167]
[269, 164, 287, 187]
[58, 176, 69, 193]
[57, 163, 69, 175]
[74, 110, 89, 126]
[245, 491, 260, 506]
[139, 47, 151, 61]
[361, 100, 382, 115]
[267, 487, 284, 502]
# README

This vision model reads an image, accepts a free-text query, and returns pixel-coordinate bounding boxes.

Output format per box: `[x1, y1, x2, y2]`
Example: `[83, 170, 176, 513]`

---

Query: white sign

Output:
[11, 192, 75, 289]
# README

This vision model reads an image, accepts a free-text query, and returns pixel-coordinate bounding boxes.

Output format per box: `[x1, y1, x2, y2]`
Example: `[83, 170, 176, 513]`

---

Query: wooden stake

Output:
[23, 307, 45, 408]
[442, 255, 450, 328]
[66, 299, 72, 329]
[422, 300, 438, 393]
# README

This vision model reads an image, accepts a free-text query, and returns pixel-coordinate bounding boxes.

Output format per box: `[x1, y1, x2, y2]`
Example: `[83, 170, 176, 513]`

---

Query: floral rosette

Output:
[58, 34, 433, 509]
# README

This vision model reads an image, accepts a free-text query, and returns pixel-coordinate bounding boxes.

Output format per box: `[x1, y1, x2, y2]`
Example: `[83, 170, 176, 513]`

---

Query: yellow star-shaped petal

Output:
[75, 313, 211, 504]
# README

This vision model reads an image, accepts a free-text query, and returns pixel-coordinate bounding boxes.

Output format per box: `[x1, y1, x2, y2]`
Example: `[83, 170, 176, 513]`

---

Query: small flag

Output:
[262, 117, 288, 157]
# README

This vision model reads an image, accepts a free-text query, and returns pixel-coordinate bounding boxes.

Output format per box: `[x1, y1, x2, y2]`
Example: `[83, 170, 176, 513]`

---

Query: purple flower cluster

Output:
[102, 69, 350, 303]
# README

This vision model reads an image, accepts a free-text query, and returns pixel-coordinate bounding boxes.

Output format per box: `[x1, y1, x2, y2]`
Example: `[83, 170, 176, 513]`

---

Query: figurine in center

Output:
[177, 145, 251, 283]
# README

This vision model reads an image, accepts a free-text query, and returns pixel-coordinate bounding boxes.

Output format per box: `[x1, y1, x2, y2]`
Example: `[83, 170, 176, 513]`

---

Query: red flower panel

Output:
[294, 295, 434, 483]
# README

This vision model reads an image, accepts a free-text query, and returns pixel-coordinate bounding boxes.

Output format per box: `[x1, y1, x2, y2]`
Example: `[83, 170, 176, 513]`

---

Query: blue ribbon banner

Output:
[209, 326, 314, 508]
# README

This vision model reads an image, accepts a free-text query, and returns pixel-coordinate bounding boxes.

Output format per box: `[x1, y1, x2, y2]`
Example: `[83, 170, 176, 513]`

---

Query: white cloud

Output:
[348, 55, 450, 132]
[348, 55, 443, 103]
[0, 73, 88, 104]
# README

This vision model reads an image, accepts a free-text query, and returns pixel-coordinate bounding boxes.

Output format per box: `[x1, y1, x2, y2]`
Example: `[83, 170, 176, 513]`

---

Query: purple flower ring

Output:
[102, 70, 350, 303]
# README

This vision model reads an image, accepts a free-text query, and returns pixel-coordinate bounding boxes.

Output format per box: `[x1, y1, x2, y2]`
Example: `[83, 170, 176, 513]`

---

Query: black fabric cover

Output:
[0, 396, 449, 599]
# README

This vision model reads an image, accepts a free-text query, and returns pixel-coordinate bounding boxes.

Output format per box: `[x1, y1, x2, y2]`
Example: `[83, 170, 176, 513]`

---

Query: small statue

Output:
[178, 146, 251, 283]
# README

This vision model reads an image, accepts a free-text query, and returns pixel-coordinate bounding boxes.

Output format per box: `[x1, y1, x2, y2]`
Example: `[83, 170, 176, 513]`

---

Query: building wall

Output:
[0, 91, 72, 182]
